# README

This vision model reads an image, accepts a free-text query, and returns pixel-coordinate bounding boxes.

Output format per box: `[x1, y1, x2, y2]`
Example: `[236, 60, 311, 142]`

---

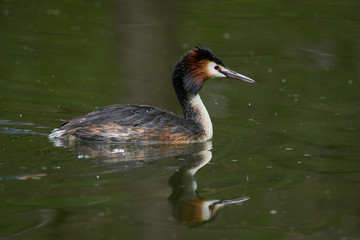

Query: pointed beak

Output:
[220, 67, 255, 83]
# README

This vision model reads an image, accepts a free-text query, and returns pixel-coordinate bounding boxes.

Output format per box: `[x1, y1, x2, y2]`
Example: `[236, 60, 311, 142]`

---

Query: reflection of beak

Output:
[212, 196, 250, 210]
[205, 196, 250, 222]
[219, 67, 255, 83]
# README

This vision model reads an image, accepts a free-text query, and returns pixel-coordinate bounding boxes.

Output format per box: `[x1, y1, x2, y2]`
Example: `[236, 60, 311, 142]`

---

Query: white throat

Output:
[188, 94, 213, 140]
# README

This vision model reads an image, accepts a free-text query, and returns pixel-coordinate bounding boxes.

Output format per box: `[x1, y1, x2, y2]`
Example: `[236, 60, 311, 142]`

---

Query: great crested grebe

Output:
[49, 46, 255, 144]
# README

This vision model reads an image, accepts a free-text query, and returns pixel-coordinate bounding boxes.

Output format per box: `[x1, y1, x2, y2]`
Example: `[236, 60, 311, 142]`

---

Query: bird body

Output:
[51, 103, 207, 143]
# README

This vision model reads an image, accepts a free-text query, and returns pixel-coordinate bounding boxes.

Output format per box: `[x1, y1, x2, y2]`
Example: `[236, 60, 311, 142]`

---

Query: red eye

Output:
[214, 65, 219, 70]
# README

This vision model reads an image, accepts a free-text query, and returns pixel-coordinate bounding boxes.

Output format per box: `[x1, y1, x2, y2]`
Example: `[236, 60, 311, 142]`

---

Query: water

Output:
[1, 0, 360, 239]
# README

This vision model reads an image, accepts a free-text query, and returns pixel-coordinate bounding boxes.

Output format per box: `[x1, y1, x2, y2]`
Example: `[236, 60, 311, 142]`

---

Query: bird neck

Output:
[173, 80, 213, 140]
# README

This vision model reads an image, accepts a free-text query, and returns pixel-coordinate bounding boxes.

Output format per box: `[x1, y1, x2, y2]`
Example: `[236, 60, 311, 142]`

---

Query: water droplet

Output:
[270, 210, 277, 215]
[3, 9, 10, 16]
[181, 43, 189, 49]
[223, 32, 230, 39]
[98, 211, 105, 217]
[46, 9, 60, 16]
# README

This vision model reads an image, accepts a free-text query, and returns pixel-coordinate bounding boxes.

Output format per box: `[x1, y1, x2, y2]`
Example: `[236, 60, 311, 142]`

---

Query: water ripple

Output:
[0, 119, 48, 136]
[0, 119, 34, 126]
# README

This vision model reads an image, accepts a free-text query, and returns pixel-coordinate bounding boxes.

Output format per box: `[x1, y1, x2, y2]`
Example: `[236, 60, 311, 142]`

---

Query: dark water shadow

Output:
[0, 209, 57, 240]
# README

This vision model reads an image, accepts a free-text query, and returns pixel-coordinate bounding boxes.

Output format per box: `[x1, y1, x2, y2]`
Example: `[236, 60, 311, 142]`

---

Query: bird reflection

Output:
[168, 143, 249, 227]
[51, 139, 249, 226]
[50, 138, 210, 170]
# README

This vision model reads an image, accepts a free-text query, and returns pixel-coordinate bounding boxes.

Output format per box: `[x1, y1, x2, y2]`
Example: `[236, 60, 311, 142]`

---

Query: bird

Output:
[49, 45, 255, 144]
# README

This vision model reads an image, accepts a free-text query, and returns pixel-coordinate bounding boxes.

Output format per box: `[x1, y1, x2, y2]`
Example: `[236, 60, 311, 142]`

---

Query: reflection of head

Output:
[170, 197, 250, 227]
[168, 146, 249, 227]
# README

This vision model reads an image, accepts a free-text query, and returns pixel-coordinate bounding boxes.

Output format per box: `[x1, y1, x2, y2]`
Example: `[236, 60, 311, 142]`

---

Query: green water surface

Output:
[1, 0, 359, 239]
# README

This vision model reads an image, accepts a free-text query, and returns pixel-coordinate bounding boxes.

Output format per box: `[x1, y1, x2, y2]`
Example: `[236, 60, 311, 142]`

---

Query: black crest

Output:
[193, 45, 225, 66]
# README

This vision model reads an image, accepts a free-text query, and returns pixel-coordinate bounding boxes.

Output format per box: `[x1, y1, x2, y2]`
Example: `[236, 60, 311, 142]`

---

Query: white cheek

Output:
[207, 62, 226, 78]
